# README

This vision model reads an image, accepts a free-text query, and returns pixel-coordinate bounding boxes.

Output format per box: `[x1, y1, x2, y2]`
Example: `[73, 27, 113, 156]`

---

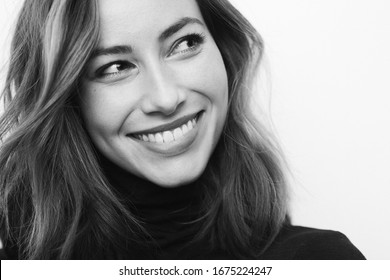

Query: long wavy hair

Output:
[0, 0, 289, 259]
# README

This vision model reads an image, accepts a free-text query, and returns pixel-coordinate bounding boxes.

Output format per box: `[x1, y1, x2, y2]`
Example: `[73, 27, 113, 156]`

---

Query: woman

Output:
[0, 0, 365, 259]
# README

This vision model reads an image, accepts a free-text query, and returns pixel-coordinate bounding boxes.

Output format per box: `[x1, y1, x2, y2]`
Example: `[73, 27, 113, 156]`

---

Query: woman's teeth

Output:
[135, 117, 197, 143]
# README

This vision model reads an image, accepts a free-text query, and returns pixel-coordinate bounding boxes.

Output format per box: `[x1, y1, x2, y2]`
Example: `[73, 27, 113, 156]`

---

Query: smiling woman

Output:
[80, 1, 228, 187]
[0, 0, 365, 259]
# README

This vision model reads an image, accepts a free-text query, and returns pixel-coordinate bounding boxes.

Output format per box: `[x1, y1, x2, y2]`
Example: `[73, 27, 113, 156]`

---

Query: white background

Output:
[1, 0, 389, 259]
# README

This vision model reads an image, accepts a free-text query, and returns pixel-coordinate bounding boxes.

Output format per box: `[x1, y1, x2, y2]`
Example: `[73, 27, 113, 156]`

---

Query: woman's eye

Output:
[169, 33, 205, 57]
[96, 61, 137, 80]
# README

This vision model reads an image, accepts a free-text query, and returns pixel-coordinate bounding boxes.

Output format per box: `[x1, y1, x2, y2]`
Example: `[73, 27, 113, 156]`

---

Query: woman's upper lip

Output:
[128, 111, 201, 135]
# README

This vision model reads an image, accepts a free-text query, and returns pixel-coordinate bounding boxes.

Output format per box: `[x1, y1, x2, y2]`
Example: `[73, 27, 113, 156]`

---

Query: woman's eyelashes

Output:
[168, 33, 206, 57]
[93, 33, 206, 82]
[95, 61, 137, 80]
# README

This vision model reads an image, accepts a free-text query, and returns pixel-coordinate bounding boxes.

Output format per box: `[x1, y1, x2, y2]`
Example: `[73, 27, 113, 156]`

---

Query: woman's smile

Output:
[128, 111, 204, 156]
[128, 111, 202, 141]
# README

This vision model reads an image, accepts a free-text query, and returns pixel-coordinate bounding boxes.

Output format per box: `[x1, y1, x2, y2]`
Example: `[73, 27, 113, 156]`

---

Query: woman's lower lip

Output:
[130, 112, 204, 156]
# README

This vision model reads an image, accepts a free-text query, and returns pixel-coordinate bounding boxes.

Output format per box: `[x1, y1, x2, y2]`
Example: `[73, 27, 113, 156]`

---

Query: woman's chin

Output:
[145, 167, 205, 188]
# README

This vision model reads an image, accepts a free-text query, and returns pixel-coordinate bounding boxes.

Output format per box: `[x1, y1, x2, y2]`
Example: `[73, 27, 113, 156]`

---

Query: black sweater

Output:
[0, 156, 365, 260]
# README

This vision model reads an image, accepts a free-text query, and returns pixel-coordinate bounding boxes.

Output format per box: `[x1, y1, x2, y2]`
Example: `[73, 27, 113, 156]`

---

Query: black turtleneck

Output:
[98, 153, 209, 259]
[0, 154, 366, 259]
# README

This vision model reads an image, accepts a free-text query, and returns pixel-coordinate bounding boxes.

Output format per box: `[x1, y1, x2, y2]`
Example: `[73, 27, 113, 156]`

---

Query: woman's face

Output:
[81, 0, 228, 187]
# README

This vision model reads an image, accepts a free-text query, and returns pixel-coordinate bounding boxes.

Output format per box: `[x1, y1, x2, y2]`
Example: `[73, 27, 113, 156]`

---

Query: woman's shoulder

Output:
[260, 224, 366, 260]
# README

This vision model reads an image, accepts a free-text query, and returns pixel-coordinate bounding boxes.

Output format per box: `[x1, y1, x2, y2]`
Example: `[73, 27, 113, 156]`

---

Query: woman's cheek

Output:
[199, 46, 229, 105]
[177, 45, 228, 102]
[80, 83, 136, 134]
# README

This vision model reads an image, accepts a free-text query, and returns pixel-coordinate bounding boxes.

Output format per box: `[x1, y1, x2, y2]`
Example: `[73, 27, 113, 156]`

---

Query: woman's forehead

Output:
[97, 0, 204, 44]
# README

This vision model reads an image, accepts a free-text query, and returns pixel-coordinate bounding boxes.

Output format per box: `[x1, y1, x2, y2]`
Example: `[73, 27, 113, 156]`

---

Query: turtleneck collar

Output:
[97, 152, 204, 258]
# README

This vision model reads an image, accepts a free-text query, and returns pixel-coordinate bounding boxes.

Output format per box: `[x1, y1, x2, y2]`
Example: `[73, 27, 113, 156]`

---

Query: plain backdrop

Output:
[1, 0, 389, 260]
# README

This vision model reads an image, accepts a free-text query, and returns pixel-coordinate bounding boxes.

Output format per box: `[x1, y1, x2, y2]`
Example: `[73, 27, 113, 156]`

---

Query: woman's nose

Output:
[140, 64, 185, 116]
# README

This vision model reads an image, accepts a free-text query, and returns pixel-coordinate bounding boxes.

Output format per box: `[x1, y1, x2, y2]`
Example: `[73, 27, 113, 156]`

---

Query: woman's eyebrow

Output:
[90, 45, 133, 59]
[159, 17, 204, 42]
[89, 17, 203, 60]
